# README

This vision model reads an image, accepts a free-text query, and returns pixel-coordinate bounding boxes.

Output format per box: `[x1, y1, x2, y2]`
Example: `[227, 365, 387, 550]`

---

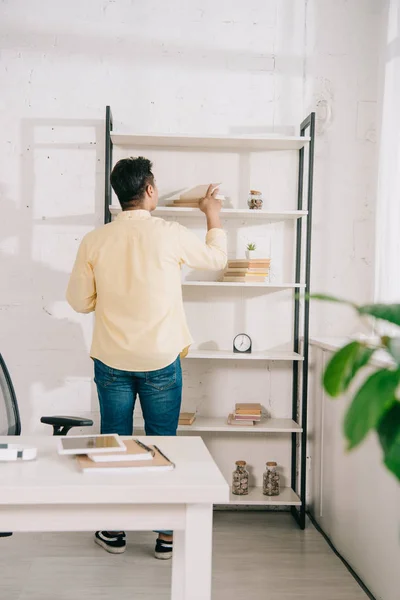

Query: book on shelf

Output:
[227, 413, 256, 426]
[223, 276, 266, 283]
[178, 412, 196, 426]
[77, 439, 175, 473]
[235, 403, 262, 414]
[228, 259, 271, 267]
[233, 414, 261, 421]
[225, 268, 270, 274]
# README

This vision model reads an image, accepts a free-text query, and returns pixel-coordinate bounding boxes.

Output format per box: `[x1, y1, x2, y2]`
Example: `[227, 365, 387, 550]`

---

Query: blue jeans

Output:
[94, 356, 182, 536]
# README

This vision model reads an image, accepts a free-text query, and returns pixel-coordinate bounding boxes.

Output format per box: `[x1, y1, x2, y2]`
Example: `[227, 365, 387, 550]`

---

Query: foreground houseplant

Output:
[312, 295, 400, 481]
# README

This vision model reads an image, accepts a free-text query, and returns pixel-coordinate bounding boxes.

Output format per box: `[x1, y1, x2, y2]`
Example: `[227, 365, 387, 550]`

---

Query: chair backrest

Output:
[0, 354, 21, 436]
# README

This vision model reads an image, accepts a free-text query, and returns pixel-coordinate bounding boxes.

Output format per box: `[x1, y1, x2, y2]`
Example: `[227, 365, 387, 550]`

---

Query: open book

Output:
[77, 439, 175, 473]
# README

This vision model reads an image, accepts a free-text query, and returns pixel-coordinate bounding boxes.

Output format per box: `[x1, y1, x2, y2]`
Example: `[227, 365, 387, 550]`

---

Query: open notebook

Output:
[76, 440, 175, 473]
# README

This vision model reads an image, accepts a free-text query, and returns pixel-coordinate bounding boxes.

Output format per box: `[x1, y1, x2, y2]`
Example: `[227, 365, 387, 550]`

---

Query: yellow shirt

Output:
[66, 210, 227, 371]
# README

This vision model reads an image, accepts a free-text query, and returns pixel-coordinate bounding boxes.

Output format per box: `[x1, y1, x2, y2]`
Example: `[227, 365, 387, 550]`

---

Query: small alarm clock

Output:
[233, 333, 252, 354]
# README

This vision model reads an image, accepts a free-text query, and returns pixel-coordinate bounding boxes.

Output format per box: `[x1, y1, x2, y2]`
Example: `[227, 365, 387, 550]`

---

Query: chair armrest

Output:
[40, 416, 94, 436]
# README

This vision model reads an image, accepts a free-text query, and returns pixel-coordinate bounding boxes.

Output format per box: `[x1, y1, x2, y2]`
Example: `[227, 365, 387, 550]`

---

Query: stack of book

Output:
[178, 412, 196, 426]
[227, 403, 262, 426]
[222, 259, 271, 283]
[76, 438, 175, 472]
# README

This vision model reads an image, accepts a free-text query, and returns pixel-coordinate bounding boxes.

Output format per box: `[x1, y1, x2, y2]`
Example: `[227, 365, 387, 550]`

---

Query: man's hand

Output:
[199, 184, 222, 216]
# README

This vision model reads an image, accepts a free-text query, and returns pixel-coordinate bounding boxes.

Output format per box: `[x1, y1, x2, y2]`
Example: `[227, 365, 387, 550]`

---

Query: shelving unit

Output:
[135, 416, 302, 434]
[185, 349, 303, 361]
[110, 132, 310, 151]
[104, 106, 315, 529]
[182, 281, 306, 289]
[109, 205, 308, 220]
[227, 487, 301, 506]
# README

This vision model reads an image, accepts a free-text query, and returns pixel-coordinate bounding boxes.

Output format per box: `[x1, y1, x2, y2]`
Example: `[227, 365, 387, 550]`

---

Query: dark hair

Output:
[110, 156, 155, 209]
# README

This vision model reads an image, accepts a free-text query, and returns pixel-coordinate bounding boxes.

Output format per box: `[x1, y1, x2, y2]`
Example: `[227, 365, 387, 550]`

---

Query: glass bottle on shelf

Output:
[232, 460, 249, 495]
[248, 190, 263, 210]
[263, 461, 280, 496]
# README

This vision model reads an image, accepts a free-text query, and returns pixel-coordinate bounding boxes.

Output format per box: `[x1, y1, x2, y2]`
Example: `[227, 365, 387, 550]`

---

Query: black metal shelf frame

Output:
[104, 106, 315, 529]
[291, 112, 315, 530]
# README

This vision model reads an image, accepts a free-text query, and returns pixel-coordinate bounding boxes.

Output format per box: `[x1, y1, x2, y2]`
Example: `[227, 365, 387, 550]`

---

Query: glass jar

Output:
[232, 460, 249, 495]
[263, 461, 280, 496]
[248, 190, 263, 210]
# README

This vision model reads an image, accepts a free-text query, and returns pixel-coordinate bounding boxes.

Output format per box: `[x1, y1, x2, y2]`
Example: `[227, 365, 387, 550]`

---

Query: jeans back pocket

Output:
[145, 360, 178, 391]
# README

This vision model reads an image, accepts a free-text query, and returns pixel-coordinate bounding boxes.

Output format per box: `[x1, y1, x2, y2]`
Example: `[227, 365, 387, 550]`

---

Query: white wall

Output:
[0, 0, 383, 491]
[309, 342, 400, 600]
[374, 0, 400, 306]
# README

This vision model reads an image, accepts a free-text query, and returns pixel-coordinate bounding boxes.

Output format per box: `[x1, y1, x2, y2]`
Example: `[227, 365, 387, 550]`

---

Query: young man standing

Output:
[66, 157, 227, 559]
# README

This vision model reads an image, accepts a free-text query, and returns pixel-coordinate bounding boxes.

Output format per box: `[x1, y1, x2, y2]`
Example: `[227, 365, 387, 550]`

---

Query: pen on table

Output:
[153, 445, 175, 468]
[135, 439, 155, 457]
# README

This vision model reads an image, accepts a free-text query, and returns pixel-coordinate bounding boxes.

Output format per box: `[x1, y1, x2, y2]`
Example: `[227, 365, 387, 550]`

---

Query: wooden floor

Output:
[0, 512, 368, 600]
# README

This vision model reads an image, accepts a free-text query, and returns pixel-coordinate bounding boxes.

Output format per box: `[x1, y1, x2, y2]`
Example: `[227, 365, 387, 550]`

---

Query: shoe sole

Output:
[94, 536, 126, 554]
[154, 551, 173, 560]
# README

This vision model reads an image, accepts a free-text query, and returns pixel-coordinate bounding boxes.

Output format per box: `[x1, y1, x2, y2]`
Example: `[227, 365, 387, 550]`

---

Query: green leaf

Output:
[323, 342, 375, 397]
[344, 369, 400, 450]
[382, 336, 400, 365]
[358, 303, 400, 327]
[311, 293, 356, 307]
[376, 402, 400, 481]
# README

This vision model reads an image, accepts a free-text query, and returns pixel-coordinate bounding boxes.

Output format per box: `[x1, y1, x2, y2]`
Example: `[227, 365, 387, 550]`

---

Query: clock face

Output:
[233, 334, 252, 353]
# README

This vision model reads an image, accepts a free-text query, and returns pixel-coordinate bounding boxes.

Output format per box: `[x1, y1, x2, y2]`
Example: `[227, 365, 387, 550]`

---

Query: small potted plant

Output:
[246, 243, 257, 260]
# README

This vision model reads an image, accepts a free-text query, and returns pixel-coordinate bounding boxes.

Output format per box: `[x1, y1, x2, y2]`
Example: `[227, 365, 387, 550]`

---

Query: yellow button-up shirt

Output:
[66, 210, 227, 371]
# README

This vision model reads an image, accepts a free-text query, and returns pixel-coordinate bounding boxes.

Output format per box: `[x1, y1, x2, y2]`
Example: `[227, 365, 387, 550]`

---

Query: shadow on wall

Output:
[0, 118, 105, 433]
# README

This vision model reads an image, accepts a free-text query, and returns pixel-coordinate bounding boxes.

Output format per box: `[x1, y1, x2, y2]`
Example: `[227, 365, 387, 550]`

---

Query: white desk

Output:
[0, 435, 229, 600]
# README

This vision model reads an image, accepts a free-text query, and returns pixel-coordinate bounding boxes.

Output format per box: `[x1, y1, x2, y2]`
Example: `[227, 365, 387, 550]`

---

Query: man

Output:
[66, 156, 227, 559]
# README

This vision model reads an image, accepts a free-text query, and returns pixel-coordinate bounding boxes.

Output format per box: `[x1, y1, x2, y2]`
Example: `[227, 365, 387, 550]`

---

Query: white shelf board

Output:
[183, 281, 305, 289]
[109, 205, 307, 220]
[223, 486, 301, 506]
[185, 349, 303, 361]
[134, 417, 302, 433]
[111, 132, 310, 151]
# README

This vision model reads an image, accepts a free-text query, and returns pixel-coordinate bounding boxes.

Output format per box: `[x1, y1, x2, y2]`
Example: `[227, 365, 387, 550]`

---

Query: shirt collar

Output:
[116, 210, 152, 221]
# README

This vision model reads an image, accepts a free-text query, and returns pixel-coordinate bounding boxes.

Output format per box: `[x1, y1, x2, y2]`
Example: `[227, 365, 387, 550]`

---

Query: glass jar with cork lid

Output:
[232, 460, 249, 495]
[263, 461, 280, 496]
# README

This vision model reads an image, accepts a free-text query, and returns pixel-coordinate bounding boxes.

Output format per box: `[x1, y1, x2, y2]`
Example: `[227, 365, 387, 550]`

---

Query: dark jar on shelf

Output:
[263, 461, 280, 496]
[232, 460, 249, 495]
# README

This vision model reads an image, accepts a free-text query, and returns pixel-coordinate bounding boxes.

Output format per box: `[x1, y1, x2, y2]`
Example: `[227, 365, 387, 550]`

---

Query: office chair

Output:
[0, 352, 94, 537]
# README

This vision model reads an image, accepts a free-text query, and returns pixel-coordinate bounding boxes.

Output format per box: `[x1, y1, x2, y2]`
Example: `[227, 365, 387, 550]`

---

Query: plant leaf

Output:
[358, 303, 400, 327]
[381, 336, 400, 364]
[376, 401, 400, 481]
[344, 369, 400, 450]
[343, 346, 376, 390]
[323, 342, 374, 397]
[311, 293, 356, 306]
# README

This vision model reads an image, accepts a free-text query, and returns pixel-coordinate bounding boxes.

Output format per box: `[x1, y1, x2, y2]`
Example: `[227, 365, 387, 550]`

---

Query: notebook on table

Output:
[76, 439, 175, 473]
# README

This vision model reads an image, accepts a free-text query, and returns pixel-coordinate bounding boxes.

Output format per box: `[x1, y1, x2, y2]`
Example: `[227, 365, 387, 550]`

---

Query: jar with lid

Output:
[263, 462, 280, 496]
[248, 190, 263, 210]
[232, 460, 249, 495]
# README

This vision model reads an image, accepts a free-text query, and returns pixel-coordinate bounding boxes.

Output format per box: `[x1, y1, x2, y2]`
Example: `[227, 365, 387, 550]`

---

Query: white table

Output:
[0, 435, 229, 600]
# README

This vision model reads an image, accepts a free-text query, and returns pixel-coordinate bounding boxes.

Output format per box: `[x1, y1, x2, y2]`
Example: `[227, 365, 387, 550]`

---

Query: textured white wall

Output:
[374, 0, 400, 308]
[309, 343, 400, 600]
[0, 0, 382, 468]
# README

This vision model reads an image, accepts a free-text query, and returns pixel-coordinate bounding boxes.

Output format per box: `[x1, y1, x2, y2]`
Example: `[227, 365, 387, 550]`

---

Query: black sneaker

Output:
[154, 537, 173, 560]
[95, 531, 126, 554]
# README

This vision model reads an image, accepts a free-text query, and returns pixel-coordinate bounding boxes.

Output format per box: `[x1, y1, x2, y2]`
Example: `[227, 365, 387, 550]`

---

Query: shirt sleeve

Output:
[66, 237, 97, 314]
[177, 224, 228, 271]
